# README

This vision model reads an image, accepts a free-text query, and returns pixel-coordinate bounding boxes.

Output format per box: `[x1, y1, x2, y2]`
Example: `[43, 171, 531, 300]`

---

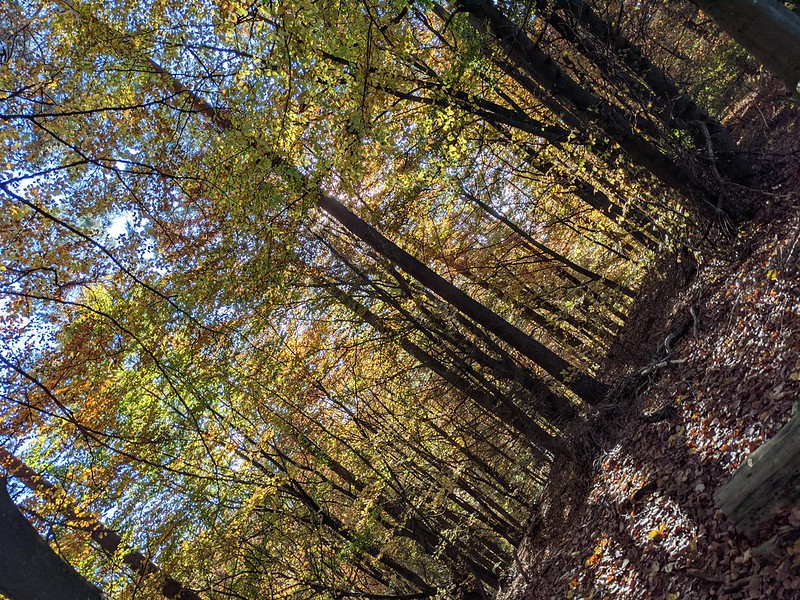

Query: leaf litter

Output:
[500, 81, 800, 600]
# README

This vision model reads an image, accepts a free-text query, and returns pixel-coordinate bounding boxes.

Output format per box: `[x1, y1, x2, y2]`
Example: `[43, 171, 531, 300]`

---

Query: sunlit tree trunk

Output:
[715, 402, 800, 541]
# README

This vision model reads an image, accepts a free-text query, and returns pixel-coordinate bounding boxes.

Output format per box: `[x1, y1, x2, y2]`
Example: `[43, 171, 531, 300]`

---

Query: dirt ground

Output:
[499, 78, 800, 600]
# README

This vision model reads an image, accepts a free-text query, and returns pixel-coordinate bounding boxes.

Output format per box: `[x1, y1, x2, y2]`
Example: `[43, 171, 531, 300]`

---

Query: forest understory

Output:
[502, 81, 800, 600]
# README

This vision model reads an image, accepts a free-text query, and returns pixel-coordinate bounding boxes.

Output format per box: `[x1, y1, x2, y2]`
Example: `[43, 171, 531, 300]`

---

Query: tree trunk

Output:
[462, 190, 636, 298]
[0, 477, 105, 600]
[485, 119, 662, 251]
[459, 268, 594, 360]
[696, 0, 800, 95]
[327, 283, 570, 458]
[549, 0, 754, 184]
[714, 402, 800, 540]
[0, 445, 203, 600]
[289, 441, 504, 590]
[457, 0, 737, 220]
[280, 479, 437, 596]
[319, 193, 608, 404]
[318, 241, 579, 425]
[383, 270, 580, 423]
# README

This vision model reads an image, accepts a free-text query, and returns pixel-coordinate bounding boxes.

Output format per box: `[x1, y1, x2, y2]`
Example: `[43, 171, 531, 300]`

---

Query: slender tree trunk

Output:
[319, 193, 608, 404]
[481, 265, 614, 346]
[320, 239, 578, 424]
[549, 0, 754, 184]
[460, 269, 593, 359]
[382, 270, 579, 423]
[486, 120, 662, 251]
[462, 190, 636, 298]
[464, 191, 636, 298]
[327, 283, 570, 458]
[428, 421, 529, 502]
[696, 0, 800, 95]
[292, 442, 504, 589]
[456, 0, 740, 220]
[0, 477, 104, 600]
[270, 476, 437, 596]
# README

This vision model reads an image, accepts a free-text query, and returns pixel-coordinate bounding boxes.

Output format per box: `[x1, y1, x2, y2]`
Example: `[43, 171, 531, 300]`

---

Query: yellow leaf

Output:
[648, 522, 668, 540]
[585, 538, 608, 566]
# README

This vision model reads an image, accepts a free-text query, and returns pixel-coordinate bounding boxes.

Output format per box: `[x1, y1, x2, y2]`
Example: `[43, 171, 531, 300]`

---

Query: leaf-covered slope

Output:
[502, 84, 800, 600]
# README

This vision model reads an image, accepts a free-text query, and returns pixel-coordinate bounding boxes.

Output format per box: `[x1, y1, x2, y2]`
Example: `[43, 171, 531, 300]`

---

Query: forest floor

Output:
[500, 79, 800, 600]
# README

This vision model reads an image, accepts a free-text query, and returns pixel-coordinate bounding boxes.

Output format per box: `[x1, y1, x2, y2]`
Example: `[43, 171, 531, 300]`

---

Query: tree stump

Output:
[714, 402, 800, 542]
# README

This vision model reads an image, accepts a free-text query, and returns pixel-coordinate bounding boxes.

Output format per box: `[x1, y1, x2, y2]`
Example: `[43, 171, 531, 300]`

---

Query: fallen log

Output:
[715, 402, 800, 541]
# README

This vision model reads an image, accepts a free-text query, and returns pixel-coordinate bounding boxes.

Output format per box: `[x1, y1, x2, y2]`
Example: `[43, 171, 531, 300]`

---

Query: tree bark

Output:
[0, 445, 203, 600]
[696, 0, 800, 95]
[714, 402, 800, 540]
[0, 477, 105, 600]
[319, 193, 608, 404]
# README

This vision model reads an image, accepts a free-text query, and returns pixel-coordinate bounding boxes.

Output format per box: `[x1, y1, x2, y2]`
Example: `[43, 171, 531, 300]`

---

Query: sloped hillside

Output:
[503, 80, 800, 600]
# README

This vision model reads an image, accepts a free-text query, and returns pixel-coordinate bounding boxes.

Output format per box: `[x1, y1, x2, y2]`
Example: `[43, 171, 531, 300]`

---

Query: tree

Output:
[529, 0, 754, 183]
[696, 0, 800, 94]
[0, 0, 769, 597]
[454, 0, 751, 221]
[0, 477, 104, 600]
[0, 445, 202, 600]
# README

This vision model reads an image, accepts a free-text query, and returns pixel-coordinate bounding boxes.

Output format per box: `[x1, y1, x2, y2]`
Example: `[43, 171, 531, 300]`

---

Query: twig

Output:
[639, 357, 688, 377]
[513, 548, 532, 584]
[692, 120, 725, 188]
[641, 403, 677, 423]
